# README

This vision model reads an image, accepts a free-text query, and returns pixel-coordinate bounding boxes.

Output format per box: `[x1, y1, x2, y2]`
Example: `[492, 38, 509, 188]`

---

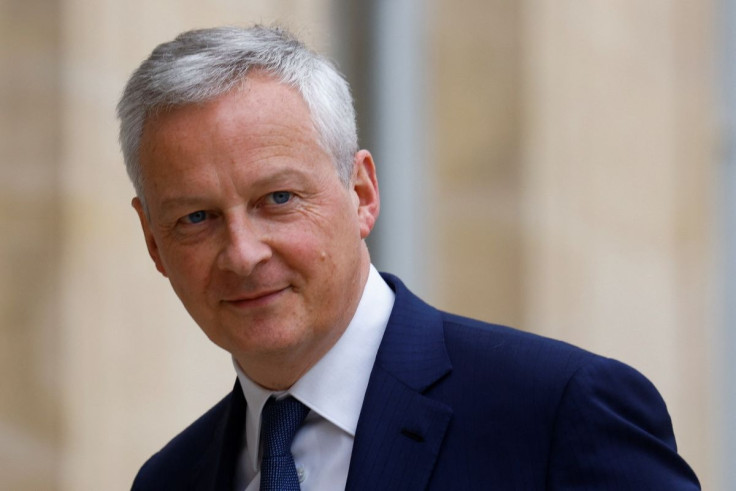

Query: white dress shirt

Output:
[233, 265, 395, 491]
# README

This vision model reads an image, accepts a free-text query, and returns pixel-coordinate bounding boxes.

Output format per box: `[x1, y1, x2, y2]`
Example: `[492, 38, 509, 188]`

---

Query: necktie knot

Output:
[260, 396, 309, 490]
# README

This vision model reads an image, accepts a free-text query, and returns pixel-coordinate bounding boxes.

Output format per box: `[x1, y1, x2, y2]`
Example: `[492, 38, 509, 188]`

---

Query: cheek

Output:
[270, 228, 341, 289]
[163, 244, 218, 294]
[279, 233, 328, 271]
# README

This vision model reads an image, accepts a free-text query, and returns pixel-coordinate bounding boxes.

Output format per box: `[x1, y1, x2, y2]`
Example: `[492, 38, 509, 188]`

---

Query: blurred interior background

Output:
[1, 0, 732, 489]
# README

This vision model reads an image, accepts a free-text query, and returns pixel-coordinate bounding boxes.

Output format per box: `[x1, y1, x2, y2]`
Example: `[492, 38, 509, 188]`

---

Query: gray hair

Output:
[116, 25, 358, 201]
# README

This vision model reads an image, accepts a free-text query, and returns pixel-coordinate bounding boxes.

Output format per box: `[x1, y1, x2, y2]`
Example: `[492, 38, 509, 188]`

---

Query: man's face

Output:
[133, 74, 379, 388]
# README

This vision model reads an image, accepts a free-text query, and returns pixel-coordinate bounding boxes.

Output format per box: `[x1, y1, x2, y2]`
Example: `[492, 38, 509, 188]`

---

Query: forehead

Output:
[141, 74, 317, 148]
[137, 75, 336, 207]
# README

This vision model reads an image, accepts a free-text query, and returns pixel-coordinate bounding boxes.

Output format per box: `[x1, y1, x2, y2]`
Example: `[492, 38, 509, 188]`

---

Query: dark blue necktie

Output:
[259, 396, 310, 491]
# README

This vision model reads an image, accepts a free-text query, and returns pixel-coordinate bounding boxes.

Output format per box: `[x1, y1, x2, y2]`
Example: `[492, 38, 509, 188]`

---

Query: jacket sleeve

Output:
[546, 356, 700, 490]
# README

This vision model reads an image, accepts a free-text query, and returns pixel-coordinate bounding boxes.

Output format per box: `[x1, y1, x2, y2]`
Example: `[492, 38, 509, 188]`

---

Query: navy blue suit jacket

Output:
[132, 274, 700, 490]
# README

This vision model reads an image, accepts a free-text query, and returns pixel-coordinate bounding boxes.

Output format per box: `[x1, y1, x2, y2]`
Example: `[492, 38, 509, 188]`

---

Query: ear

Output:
[351, 150, 380, 239]
[132, 197, 168, 277]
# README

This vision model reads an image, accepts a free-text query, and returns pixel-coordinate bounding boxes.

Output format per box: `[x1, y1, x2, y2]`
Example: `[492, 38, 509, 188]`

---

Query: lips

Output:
[222, 286, 289, 308]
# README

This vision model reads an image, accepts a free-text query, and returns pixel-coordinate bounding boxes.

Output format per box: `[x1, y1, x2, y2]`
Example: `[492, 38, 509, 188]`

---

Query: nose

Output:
[216, 215, 272, 276]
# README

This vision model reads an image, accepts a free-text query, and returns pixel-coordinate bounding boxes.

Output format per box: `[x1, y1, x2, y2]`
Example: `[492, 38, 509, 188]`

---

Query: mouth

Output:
[222, 287, 290, 309]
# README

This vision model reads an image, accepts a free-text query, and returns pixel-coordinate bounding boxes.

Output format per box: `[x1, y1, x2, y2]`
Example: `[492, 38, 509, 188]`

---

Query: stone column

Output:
[0, 0, 64, 488]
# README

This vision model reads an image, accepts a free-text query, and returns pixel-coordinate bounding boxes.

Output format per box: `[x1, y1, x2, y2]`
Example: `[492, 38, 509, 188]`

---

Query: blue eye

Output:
[271, 191, 292, 204]
[186, 210, 208, 224]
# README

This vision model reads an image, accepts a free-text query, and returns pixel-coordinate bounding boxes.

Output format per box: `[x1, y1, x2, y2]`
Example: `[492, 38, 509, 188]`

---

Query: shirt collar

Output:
[233, 265, 395, 468]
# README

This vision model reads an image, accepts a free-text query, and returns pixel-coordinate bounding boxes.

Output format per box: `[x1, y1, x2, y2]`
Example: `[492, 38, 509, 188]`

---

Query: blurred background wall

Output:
[0, 0, 728, 489]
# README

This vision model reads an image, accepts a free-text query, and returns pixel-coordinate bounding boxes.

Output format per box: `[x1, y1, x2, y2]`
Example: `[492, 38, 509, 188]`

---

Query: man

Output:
[118, 25, 700, 490]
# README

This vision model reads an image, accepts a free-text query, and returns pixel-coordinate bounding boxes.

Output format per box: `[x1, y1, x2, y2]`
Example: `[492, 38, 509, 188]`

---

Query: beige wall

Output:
[432, 1, 525, 326]
[1, 0, 720, 489]
[432, 0, 718, 488]
[522, 4, 717, 487]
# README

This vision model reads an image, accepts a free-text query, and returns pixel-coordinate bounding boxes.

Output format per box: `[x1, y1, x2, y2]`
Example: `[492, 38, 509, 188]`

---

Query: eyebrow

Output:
[155, 167, 318, 213]
[158, 196, 210, 213]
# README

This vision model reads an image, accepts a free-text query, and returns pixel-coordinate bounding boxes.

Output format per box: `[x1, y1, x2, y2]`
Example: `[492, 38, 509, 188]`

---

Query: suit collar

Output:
[372, 273, 452, 391]
[346, 273, 453, 490]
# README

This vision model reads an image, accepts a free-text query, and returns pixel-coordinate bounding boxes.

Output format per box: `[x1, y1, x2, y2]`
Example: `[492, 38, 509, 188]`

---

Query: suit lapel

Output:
[346, 274, 453, 491]
[191, 380, 246, 491]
